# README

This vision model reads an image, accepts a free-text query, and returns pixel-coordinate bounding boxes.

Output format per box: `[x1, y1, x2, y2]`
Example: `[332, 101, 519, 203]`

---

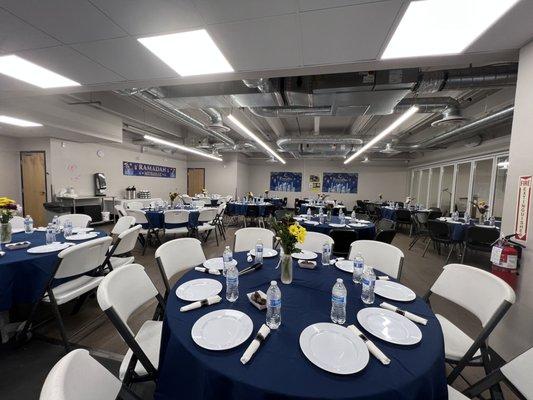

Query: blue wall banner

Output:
[270, 172, 302, 192]
[123, 161, 176, 178]
[323, 172, 358, 194]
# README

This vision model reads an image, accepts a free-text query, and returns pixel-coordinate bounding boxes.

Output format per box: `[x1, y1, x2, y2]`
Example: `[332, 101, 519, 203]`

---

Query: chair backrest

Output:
[194, 200, 206, 208]
[329, 229, 358, 256]
[500, 347, 533, 398]
[296, 231, 334, 253]
[415, 212, 428, 224]
[10, 215, 25, 230]
[427, 210, 443, 220]
[198, 208, 217, 223]
[155, 238, 206, 285]
[181, 195, 192, 205]
[376, 218, 395, 232]
[395, 209, 411, 222]
[275, 209, 293, 220]
[348, 240, 404, 279]
[428, 220, 451, 239]
[40, 349, 121, 400]
[465, 226, 500, 246]
[114, 204, 127, 217]
[234, 228, 275, 252]
[111, 216, 136, 235]
[125, 209, 148, 225]
[58, 214, 92, 229]
[56, 237, 113, 279]
[245, 205, 260, 217]
[430, 263, 516, 326]
[163, 210, 189, 225]
[375, 229, 397, 244]
[97, 264, 159, 334]
[126, 201, 143, 210]
[112, 225, 141, 256]
[355, 213, 370, 221]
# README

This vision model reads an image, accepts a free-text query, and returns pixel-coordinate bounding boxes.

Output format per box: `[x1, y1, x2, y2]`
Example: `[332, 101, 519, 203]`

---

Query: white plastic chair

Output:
[57, 214, 92, 229]
[181, 195, 192, 205]
[39, 349, 139, 400]
[97, 264, 163, 384]
[163, 210, 189, 237]
[114, 204, 127, 218]
[125, 209, 159, 255]
[111, 216, 136, 236]
[105, 225, 141, 270]
[234, 228, 275, 252]
[197, 208, 219, 244]
[348, 240, 405, 280]
[126, 201, 143, 210]
[9, 215, 25, 231]
[424, 263, 516, 384]
[296, 231, 334, 253]
[155, 238, 206, 296]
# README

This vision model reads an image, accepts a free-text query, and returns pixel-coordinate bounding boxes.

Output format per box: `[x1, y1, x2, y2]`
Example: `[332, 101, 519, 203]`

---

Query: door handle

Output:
[40, 191, 45, 195]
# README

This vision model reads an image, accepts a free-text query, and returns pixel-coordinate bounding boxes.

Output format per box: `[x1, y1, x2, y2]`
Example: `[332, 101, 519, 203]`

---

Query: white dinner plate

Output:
[27, 242, 73, 254]
[329, 223, 346, 228]
[299, 323, 369, 375]
[374, 280, 416, 302]
[354, 220, 371, 224]
[291, 250, 317, 260]
[303, 220, 319, 225]
[65, 232, 98, 241]
[249, 248, 278, 258]
[349, 223, 368, 228]
[191, 309, 253, 351]
[71, 227, 94, 234]
[357, 307, 422, 345]
[203, 257, 237, 270]
[176, 278, 223, 301]
[335, 260, 354, 273]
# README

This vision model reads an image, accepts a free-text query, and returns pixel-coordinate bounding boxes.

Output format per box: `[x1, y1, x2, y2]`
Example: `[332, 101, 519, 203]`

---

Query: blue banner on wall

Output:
[270, 172, 302, 192]
[323, 172, 358, 194]
[123, 161, 176, 178]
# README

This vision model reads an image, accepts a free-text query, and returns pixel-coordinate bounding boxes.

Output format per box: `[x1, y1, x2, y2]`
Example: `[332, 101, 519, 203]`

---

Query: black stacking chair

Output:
[356, 200, 366, 211]
[423, 220, 458, 263]
[429, 207, 442, 212]
[355, 213, 371, 221]
[427, 210, 443, 220]
[365, 203, 378, 221]
[462, 226, 500, 263]
[282, 197, 288, 207]
[375, 229, 396, 244]
[274, 209, 293, 220]
[409, 213, 429, 250]
[376, 218, 396, 233]
[396, 201, 404, 208]
[329, 229, 358, 258]
[245, 205, 260, 226]
[395, 209, 412, 233]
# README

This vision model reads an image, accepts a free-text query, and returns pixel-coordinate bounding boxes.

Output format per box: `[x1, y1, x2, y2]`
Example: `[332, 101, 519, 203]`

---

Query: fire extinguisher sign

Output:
[515, 175, 532, 241]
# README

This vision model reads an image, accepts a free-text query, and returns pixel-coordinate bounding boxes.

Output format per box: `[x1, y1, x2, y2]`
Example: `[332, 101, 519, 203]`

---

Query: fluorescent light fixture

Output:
[227, 114, 286, 164]
[0, 115, 42, 127]
[344, 106, 418, 165]
[144, 134, 223, 161]
[382, 0, 520, 59]
[0, 55, 80, 88]
[138, 29, 233, 76]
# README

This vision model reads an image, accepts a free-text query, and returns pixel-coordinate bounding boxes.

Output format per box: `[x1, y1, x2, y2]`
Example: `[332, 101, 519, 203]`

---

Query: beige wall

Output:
[0, 136, 23, 204]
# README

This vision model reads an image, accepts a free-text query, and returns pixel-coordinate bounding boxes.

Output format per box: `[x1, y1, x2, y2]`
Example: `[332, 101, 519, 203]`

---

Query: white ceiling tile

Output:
[18, 45, 123, 84]
[0, 9, 59, 51]
[298, 0, 393, 12]
[209, 14, 301, 71]
[300, 1, 403, 65]
[0, 0, 126, 43]
[89, 0, 204, 36]
[194, 0, 297, 24]
[72, 37, 177, 80]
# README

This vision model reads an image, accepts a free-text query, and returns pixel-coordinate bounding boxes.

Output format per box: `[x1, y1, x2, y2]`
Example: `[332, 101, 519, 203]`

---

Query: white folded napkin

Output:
[0, 251, 5, 257]
[380, 302, 427, 325]
[240, 324, 271, 364]
[377, 276, 389, 281]
[180, 295, 221, 312]
[329, 257, 344, 265]
[194, 266, 221, 275]
[348, 325, 390, 365]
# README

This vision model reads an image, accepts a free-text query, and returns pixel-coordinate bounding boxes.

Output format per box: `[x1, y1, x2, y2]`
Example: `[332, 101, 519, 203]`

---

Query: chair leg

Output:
[48, 289, 71, 352]
[408, 236, 419, 250]
[214, 228, 219, 246]
[445, 243, 455, 264]
[142, 234, 148, 256]
[422, 239, 431, 257]
[461, 245, 467, 263]
[70, 292, 90, 315]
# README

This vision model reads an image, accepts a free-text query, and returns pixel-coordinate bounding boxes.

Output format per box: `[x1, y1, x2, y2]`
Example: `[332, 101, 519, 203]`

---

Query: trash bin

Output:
[101, 211, 110, 222]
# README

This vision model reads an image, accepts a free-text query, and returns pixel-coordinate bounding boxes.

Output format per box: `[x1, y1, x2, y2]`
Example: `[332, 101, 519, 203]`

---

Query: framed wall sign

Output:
[270, 172, 302, 192]
[123, 161, 176, 178]
[322, 172, 358, 194]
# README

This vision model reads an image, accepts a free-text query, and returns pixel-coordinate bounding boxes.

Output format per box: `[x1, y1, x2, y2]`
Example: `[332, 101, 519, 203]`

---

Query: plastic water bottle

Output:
[489, 216, 496, 226]
[353, 253, 364, 284]
[45, 223, 56, 245]
[319, 213, 325, 224]
[255, 239, 264, 264]
[339, 210, 345, 225]
[52, 215, 60, 234]
[222, 245, 233, 277]
[464, 211, 471, 224]
[266, 281, 281, 329]
[24, 215, 33, 233]
[63, 219, 73, 237]
[306, 207, 312, 220]
[361, 266, 376, 304]
[225, 262, 239, 302]
[331, 278, 347, 324]
[351, 210, 356, 219]
[321, 241, 331, 265]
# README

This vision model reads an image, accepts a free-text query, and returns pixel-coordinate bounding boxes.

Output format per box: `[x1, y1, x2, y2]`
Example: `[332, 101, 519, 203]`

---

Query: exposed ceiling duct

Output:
[200, 108, 231, 133]
[394, 97, 468, 127]
[277, 135, 363, 149]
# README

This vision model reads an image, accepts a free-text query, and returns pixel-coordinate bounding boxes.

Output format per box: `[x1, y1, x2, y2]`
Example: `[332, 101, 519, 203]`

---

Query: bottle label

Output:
[226, 277, 238, 285]
[354, 262, 364, 269]
[332, 294, 346, 305]
[269, 299, 281, 308]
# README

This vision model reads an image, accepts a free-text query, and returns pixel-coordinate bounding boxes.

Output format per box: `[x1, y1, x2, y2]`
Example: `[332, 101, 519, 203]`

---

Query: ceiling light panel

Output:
[381, 0, 520, 59]
[0, 115, 42, 127]
[143, 134, 222, 161]
[138, 29, 234, 76]
[0, 55, 80, 88]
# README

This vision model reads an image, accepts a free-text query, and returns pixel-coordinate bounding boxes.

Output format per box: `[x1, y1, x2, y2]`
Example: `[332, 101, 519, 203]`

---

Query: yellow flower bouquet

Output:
[272, 215, 306, 254]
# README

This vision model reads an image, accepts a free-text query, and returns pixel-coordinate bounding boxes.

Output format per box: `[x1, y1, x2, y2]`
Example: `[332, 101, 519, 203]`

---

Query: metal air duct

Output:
[277, 135, 363, 150]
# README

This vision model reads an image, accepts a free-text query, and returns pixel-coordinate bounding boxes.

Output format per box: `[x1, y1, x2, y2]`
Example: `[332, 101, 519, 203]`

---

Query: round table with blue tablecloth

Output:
[155, 252, 447, 400]
[143, 208, 201, 230]
[298, 216, 376, 240]
[0, 229, 108, 311]
[439, 218, 501, 242]
[226, 202, 273, 217]
[299, 204, 347, 215]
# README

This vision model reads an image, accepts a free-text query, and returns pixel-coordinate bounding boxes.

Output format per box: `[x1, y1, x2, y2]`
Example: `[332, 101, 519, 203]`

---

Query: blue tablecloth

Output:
[445, 221, 500, 242]
[299, 216, 376, 240]
[144, 209, 200, 229]
[266, 198, 283, 207]
[156, 252, 447, 400]
[0, 230, 107, 311]
[227, 203, 272, 217]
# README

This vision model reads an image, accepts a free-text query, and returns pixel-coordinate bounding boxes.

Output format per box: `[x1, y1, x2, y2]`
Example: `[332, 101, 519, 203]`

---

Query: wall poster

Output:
[322, 172, 358, 194]
[270, 172, 302, 192]
[123, 161, 176, 178]
[309, 174, 321, 192]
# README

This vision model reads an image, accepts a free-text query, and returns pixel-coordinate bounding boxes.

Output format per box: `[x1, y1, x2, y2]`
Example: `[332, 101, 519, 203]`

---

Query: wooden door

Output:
[20, 152, 47, 226]
[187, 168, 205, 196]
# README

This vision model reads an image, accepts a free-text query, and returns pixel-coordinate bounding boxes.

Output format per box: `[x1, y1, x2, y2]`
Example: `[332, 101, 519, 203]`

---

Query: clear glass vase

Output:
[1, 222, 12, 244]
[280, 251, 293, 284]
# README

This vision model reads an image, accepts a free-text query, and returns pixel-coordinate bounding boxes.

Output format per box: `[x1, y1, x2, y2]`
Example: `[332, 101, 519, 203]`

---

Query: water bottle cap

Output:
[336, 278, 343, 283]
[270, 280, 277, 286]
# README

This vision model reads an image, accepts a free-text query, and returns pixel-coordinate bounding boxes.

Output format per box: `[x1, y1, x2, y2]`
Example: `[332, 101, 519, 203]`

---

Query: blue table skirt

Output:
[227, 203, 271, 217]
[300, 216, 376, 240]
[155, 252, 447, 400]
[380, 207, 397, 220]
[447, 221, 500, 242]
[144, 209, 200, 229]
[0, 230, 107, 311]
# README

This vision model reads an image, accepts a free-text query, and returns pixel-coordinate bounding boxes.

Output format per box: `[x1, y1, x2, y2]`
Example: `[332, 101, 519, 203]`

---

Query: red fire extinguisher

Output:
[491, 234, 524, 290]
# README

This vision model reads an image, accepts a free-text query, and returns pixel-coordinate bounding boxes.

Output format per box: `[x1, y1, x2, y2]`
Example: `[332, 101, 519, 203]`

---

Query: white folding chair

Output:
[40, 349, 140, 400]
[234, 228, 275, 252]
[348, 240, 405, 280]
[57, 214, 92, 229]
[163, 210, 190, 237]
[180, 195, 192, 205]
[296, 231, 334, 253]
[424, 263, 516, 385]
[125, 209, 159, 255]
[104, 225, 141, 270]
[97, 264, 163, 384]
[196, 208, 219, 245]
[155, 238, 206, 297]
[9, 215, 25, 231]
[21, 237, 113, 351]
[115, 204, 127, 218]
[111, 216, 136, 236]
[126, 201, 143, 210]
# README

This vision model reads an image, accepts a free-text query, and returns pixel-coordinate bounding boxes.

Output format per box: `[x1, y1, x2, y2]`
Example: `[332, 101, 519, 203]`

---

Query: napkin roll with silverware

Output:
[180, 295, 222, 312]
[194, 266, 221, 275]
[347, 325, 390, 365]
[240, 324, 271, 364]
[380, 302, 428, 325]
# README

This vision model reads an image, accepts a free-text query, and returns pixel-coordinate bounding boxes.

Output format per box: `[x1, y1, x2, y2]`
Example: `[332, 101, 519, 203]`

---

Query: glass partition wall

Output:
[409, 152, 508, 218]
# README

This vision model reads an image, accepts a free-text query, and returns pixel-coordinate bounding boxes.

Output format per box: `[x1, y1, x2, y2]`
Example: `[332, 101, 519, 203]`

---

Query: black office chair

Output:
[462, 226, 500, 263]
[395, 209, 412, 233]
[375, 229, 396, 244]
[329, 229, 358, 258]
[376, 218, 396, 233]
[423, 220, 458, 263]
